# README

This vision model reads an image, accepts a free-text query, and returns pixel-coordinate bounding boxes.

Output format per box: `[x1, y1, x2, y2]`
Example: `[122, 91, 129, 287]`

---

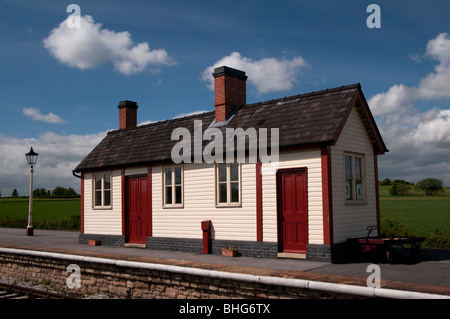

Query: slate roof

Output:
[74, 83, 387, 172]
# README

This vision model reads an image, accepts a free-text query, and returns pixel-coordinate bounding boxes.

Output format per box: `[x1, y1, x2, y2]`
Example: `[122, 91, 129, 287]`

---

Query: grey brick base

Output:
[147, 237, 278, 258]
[306, 243, 348, 263]
[79, 233, 347, 262]
[146, 237, 202, 253]
[79, 233, 125, 247]
[212, 239, 278, 258]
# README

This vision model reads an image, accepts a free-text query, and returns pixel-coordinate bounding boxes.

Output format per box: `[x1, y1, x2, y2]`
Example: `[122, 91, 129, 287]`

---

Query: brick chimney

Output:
[118, 100, 138, 129]
[213, 66, 247, 122]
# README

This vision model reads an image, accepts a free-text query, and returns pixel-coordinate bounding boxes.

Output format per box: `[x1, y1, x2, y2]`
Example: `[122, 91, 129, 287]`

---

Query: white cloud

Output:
[202, 52, 308, 94]
[369, 33, 450, 115]
[138, 120, 156, 126]
[377, 110, 450, 186]
[411, 109, 450, 147]
[42, 15, 175, 75]
[369, 33, 450, 185]
[368, 84, 417, 116]
[23, 107, 66, 124]
[409, 53, 422, 63]
[0, 131, 106, 196]
[173, 110, 210, 119]
[417, 33, 450, 100]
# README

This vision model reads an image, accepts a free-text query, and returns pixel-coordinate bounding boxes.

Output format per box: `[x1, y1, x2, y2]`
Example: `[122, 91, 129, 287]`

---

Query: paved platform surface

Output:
[1, 228, 449, 297]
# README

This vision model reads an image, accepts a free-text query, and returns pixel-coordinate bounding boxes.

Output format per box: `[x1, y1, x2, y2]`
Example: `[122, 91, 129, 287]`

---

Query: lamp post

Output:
[25, 147, 38, 236]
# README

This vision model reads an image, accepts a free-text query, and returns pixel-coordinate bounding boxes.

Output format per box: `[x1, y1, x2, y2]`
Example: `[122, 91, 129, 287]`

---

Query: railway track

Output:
[0, 283, 71, 299]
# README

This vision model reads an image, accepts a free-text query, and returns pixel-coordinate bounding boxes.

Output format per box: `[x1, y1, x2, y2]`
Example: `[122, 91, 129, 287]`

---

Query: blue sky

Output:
[1, 0, 450, 195]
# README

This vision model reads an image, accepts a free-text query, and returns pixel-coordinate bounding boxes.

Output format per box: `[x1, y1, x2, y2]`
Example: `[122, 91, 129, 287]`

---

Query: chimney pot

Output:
[118, 100, 138, 129]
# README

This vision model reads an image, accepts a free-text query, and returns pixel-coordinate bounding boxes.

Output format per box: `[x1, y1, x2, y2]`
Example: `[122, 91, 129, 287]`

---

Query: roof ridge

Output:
[108, 110, 215, 135]
[246, 83, 360, 109]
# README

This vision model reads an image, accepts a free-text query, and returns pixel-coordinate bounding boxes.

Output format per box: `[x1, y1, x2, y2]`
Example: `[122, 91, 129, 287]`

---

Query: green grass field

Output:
[0, 197, 80, 230]
[379, 186, 450, 235]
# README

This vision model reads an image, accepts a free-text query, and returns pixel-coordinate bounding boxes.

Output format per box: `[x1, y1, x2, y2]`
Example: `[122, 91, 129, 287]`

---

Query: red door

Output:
[126, 175, 150, 244]
[277, 168, 308, 253]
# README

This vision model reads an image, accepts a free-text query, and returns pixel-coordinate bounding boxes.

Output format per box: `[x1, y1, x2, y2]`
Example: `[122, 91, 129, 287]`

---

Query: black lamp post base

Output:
[26, 227, 34, 236]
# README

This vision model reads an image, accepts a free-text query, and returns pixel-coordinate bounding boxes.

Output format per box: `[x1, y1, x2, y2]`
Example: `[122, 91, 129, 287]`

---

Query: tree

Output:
[390, 180, 411, 196]
[51, 186, 79, 197]
[33, 188, 40, 197]
[380, 178, 392, 186]
[67, 188, 78, 196]
[392, 179, 413, 185]
[33, 188, 49, 197]
[11, 189, 19, 197]
[52, 186, 66, 197]
[416, 178, 444, 196]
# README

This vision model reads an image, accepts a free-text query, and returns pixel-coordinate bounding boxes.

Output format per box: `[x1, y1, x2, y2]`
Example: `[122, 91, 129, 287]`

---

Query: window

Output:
[94, 173, 111, 208]
[345, 154, 364, 202]
[216, 163, 240, 206]
[163, 166, 183, 207]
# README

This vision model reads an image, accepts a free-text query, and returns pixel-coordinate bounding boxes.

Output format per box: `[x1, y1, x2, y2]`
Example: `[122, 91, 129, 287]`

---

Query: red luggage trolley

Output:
[347, 226, 425, 263]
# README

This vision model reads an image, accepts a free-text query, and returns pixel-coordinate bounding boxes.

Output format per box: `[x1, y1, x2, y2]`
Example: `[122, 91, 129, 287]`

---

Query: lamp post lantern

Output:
[25, 147, 38, 236]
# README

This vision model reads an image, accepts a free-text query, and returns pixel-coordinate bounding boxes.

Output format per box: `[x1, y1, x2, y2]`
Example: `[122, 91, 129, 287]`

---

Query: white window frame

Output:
[216, 163, 241, 207]
[344, 153, 365, 204]
[93, 172, 112, 209]
[163, 165, 184, 208]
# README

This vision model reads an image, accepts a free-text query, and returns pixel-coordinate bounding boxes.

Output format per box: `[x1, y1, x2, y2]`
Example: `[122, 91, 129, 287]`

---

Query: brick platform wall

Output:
[0, 250, 360, 299]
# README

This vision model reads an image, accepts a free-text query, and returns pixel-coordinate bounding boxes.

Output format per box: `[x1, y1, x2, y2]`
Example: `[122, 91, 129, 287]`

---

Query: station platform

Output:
[1, 228, 449, 298]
